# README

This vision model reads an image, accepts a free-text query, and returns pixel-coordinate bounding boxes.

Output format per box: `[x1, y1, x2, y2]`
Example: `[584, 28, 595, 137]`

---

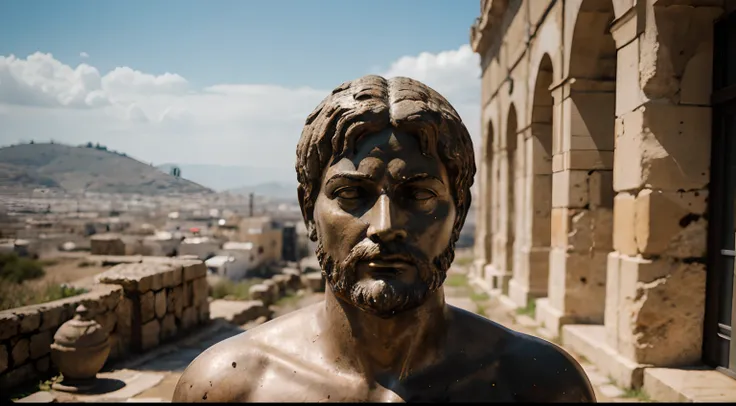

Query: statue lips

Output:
[365, 254, 416, 278]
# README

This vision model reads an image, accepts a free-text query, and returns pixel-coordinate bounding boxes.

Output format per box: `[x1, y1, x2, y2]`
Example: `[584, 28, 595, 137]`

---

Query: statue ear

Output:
[297, 184, 318, 242]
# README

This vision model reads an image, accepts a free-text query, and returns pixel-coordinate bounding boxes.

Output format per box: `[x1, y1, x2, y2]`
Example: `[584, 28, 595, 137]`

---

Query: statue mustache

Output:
[341, 238, 425, 269]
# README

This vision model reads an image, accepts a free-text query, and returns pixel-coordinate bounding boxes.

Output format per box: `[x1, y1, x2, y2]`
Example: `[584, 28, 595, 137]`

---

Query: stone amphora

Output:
[50, 304, 111, 392]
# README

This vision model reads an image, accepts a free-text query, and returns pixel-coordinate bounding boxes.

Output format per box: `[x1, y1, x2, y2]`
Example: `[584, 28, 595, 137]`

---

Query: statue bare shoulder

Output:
[504, 332, 596, 402]
[172, 304, 322, 402]
[447, 306, 596, 402]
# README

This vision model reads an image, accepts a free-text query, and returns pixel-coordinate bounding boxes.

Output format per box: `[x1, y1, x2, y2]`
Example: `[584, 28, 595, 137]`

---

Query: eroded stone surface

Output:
[471, 0, 719, 383]
[96, 263, 174, 293]
[155, 290, 167, 319]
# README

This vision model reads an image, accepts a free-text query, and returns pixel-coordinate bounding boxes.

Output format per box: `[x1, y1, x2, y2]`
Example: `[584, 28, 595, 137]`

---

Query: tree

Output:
[86, 142, 93, 148]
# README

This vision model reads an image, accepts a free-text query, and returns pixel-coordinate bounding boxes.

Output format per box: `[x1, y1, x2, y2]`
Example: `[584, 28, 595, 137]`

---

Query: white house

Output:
[221, 241, 264, 265]
[178, 236, 221, 260]
[204, 255, 251, 281]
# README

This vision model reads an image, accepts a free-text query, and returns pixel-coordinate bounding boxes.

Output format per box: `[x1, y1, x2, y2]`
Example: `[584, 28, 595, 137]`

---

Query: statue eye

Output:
[335, 187, 362, 200]
[411, 189, 436, 201]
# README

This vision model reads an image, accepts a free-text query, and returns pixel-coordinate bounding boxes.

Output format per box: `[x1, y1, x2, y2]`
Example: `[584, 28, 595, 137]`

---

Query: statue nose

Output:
[366, 194, 407, 243]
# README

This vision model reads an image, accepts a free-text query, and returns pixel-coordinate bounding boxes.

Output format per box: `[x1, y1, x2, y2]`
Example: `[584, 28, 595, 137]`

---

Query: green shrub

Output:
[210, 278, 262, 300]
[0, 253, 45, 284]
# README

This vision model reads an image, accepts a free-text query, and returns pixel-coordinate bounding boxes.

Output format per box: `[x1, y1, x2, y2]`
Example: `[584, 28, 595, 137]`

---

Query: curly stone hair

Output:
[295, 75, 476, 249]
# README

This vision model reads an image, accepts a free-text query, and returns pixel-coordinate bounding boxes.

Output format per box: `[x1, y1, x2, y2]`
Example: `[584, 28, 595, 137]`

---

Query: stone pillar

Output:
[536, 78, 616, 334]
[491, 147, 513, 293]
[473, 126, 494, 281]
[472, 150, 488, 279]
[604, 1, 718, 370]
[485, 145, 502, 287]
[510, 125, 554, 308]
[510, 129, 527, 295]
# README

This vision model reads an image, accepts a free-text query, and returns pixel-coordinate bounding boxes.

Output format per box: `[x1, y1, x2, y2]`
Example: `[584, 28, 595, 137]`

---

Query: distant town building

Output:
[90, 234, 126, 256]
[178, 236, 221, 260]
[235, 216, 283, 265]
[281, 223, 298, 262]
[205, 255, 251, 280]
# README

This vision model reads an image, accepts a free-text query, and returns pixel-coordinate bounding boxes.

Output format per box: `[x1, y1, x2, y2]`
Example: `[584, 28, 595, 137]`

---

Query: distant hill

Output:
[227, 181, 298, 201]
[157, 163, 296, 192]
[0, 143, 213, 195]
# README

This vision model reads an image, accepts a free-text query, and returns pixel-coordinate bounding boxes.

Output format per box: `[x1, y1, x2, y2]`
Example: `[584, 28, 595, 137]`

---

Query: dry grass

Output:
[0, 280, 87, 311]
[209, 278, 263, 300]
[0, 254, 100, 311]
[35, 256, 108, 287]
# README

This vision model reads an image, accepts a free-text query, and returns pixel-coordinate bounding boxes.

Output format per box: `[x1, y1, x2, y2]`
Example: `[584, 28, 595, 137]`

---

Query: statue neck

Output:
[320, 284, 449, 381]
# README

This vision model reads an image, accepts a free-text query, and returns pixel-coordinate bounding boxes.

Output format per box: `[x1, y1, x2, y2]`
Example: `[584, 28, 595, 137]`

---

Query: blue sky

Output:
[0, 0, 478, 88]
[0, 1, 482, 178]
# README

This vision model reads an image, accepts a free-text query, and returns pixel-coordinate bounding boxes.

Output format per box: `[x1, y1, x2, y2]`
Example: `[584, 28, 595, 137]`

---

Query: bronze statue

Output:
[173, 75, 596, 402]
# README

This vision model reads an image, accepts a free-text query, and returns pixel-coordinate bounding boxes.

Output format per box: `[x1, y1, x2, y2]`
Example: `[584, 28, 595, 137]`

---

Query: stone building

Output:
[470, 0, 736, 393]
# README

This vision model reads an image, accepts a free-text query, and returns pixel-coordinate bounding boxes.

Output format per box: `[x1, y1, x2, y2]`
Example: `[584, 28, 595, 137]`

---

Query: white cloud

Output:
[376, 44, 481, 156]
[0, 45, 480, 175]
[80, 51, 89, 59]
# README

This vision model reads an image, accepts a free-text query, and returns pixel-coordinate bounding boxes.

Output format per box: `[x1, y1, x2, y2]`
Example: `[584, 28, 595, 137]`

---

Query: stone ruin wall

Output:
[95, 258, 210, 354]
[471, 0, 725, 384]
[0, 285, 122, 393]
[0, 257, 210, 392]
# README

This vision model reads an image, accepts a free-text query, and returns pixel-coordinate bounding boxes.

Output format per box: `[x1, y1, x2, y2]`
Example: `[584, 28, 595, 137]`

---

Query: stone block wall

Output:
[90, 235, 126, 256]
[601, 2, 722, 368]
[0, 284, 122, 392]
[96, 258, 210, 352]
[470, 0, 727, 386]
[0, 256, 211, 393]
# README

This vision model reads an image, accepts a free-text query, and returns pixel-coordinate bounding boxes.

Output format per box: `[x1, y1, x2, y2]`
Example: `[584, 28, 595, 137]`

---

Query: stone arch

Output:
[509, 54, 555, 308]
[569, 0, 617, 81]
[538, 0, 617, 333]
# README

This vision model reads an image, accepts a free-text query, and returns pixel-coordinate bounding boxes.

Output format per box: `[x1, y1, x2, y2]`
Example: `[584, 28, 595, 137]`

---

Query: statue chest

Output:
[247, 363, 516, 402]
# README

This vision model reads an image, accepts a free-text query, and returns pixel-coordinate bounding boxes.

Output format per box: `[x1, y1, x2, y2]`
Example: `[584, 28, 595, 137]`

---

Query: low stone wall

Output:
[248, 269, 307, 307]
[96, 258, 210, 353]
[0, 257, 210, 393]
[0, 284, 122, 392]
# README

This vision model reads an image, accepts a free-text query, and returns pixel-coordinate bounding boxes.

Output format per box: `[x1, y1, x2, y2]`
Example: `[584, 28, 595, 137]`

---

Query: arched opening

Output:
[498, 104, 519, 294]
[509, 54, 554, 308]
[545, 0, 617, 329]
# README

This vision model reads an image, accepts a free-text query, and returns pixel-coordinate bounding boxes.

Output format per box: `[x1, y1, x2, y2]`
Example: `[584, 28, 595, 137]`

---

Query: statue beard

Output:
[315, 238, 455, 318]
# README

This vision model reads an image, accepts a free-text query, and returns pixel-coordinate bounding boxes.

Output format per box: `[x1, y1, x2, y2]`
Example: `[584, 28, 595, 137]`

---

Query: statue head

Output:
[296, 75, 475, 317]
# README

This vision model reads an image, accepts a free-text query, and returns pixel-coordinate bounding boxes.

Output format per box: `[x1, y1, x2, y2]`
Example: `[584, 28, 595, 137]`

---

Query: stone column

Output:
[603, 2, 720, 367]
[510, 129, 527, 296]
[491, 148, 513, 293]
[473, 127, 494, 282]
[510, 124, 554, 308]
[485, 146, 502, 287]
[473, 149, 489, 280]
[536, 78, 616, 335]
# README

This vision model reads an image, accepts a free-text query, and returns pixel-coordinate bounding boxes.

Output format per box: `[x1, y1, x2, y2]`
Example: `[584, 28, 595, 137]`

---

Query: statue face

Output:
[312, 128, 457, 316]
